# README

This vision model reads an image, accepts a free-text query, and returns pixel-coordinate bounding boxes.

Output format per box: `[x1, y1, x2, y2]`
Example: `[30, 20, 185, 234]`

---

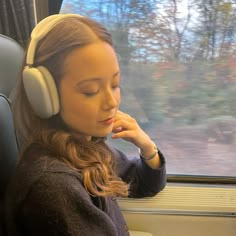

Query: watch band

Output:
[139, 142, 158, 161]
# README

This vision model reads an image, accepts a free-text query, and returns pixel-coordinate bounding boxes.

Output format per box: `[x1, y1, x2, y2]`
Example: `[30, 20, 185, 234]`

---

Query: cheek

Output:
[60, 102, 94, 131]
[59, 93, 80, 121]
[61, 97, 96, 122]
[60, 95, 75, 114]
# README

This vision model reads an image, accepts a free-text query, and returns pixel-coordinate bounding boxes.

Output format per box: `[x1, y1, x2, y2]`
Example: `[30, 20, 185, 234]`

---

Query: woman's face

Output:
[59, 41, 120, 141]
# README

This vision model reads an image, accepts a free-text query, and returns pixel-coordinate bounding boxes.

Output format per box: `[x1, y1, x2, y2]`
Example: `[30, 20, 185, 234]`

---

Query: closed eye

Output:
[83, 91, 99, 97]
[112, 84, 120, 89]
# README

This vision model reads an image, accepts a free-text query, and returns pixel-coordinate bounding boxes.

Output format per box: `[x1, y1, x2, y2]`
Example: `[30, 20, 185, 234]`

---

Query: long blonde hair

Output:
[12, 16, 128, 197]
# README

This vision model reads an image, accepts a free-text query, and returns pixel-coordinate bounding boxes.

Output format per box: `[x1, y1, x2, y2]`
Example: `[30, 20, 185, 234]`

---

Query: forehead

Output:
[62, 41, 119, 79]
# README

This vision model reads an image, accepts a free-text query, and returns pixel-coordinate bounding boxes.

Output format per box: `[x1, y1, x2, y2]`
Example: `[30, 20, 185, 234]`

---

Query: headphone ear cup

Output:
[23, 66, 60, 118]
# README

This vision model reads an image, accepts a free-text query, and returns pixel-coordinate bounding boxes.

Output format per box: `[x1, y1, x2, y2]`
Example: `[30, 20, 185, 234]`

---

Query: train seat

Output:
[0, 94, 18, 235]
[0, 34, 24, 97]
[0, 33, 22, 235]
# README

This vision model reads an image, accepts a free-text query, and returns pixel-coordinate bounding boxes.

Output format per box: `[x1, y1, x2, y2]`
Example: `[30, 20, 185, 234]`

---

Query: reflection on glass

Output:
[61, 0, 236, 177]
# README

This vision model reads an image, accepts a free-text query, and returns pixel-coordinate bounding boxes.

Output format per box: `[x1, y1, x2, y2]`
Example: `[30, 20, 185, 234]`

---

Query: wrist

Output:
[139, 141, 158, 161]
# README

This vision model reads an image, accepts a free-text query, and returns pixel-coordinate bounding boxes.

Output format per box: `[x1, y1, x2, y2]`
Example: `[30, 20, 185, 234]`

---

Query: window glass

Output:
[60, 0, 236, 177]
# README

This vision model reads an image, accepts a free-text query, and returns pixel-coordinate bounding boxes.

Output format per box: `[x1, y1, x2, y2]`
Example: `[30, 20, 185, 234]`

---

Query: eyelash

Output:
[83, 91, 98, 97]
[83, 84, 120, 97]
[112, 84, 120, 89]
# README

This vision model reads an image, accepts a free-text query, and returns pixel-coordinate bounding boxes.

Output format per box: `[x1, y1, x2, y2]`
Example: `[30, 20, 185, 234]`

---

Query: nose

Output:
[102, 89, 119, 110]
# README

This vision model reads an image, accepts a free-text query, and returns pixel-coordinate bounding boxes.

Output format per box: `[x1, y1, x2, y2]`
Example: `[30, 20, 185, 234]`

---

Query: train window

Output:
[60, 0, 236, 181]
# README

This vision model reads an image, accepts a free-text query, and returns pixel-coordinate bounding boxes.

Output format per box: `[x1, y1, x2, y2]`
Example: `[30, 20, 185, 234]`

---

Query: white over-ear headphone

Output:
[23, 14, 82, 118]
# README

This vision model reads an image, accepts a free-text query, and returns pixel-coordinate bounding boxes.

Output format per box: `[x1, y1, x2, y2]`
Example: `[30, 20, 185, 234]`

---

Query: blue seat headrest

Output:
[0, 34, 24, 97]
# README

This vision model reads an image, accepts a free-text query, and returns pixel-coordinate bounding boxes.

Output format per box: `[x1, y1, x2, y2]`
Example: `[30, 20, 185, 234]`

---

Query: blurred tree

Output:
[193, 0, 236, 60]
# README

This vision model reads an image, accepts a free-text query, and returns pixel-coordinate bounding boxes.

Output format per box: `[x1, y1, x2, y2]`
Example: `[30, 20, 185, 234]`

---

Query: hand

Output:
[112, 111, 161, 169]
[111, 110, 152, 150]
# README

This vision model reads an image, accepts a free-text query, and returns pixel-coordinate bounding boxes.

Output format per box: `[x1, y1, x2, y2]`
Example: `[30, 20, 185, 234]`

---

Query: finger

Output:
[114, 115, 135, 125]
[112, 119, 135, 131]
[111, 129, 134, 139]
[112, 126, 123, 133]
[115, 110, 131, 120]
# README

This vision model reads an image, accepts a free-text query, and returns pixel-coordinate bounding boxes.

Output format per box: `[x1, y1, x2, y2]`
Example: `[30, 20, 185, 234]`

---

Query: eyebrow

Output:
[76, 71, 120, 86]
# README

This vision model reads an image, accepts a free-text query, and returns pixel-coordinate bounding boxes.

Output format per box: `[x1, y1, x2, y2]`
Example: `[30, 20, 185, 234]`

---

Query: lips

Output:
[99, 117, 114, 124]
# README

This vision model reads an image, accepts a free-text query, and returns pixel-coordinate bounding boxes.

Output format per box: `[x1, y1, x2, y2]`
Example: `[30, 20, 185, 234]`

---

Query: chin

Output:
[94, 130, 112, 138]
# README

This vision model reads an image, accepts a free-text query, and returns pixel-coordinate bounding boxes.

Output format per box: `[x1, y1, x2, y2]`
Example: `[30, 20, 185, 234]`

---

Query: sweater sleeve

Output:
[112, 148, 166, 198]
[18, 172, 118, 236]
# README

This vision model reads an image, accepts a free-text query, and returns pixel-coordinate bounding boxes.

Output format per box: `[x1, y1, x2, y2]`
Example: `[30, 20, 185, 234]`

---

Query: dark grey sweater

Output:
[5, 143, 166, 236]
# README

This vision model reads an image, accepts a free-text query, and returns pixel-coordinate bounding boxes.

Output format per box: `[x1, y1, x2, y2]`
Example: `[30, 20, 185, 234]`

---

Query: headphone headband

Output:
[26, 14, 83, 65]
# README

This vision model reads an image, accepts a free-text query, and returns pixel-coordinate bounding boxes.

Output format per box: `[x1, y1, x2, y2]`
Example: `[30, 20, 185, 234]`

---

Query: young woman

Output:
[5, 14, 166, 236]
